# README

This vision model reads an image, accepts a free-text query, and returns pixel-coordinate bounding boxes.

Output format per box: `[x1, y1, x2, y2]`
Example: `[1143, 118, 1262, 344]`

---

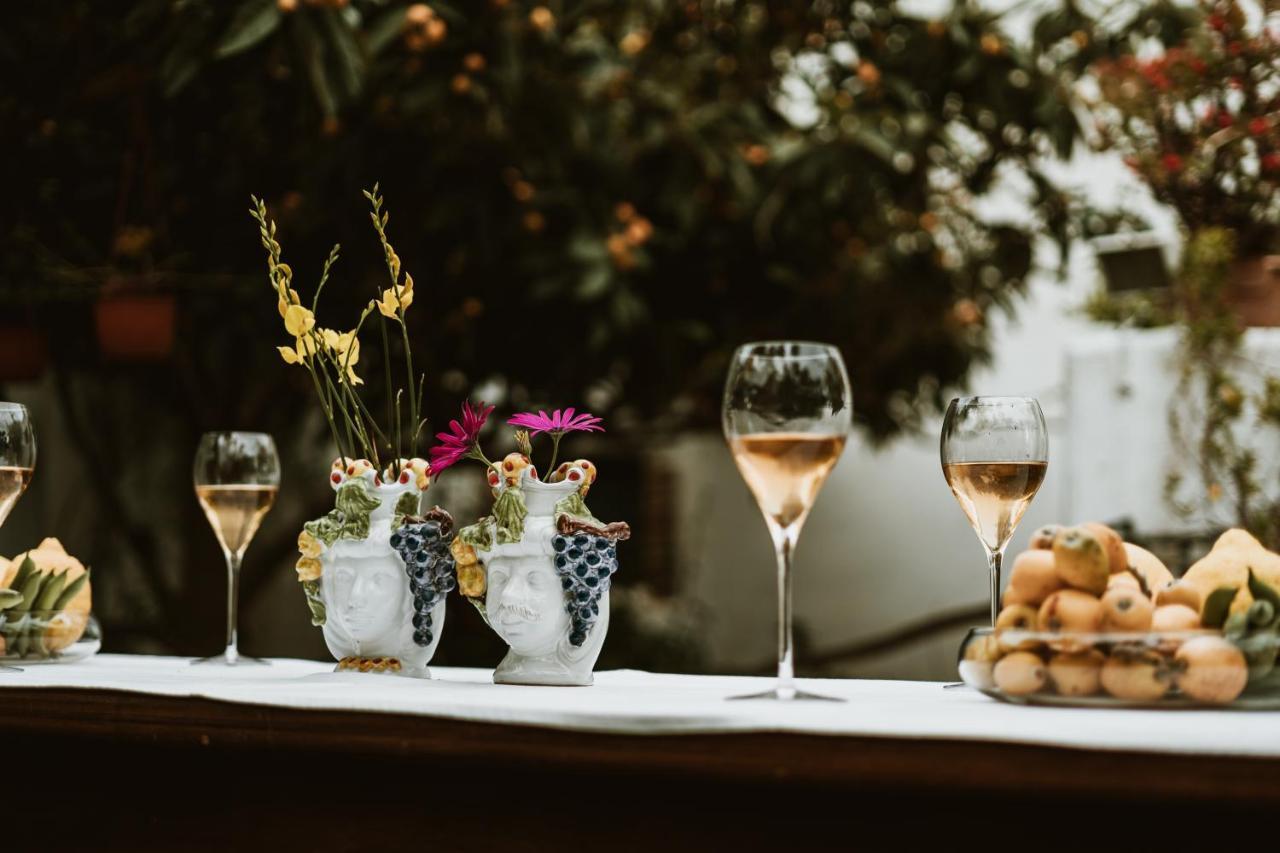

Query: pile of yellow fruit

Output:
[963, 524, 1280, 705]
[0, 538, 92, 657]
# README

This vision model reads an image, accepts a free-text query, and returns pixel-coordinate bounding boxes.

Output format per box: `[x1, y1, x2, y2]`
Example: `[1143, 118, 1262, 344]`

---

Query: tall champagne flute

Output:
[723, 342, 851, 701]
[193, 432, 279, 665]
[941, 397, 1048, 627]
[0, 404, 36, 672]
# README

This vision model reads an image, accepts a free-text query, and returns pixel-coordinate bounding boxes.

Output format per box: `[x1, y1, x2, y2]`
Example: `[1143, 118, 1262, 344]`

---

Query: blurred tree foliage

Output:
[0, 0, 1195, 654]
[0, 0, 1197, 437]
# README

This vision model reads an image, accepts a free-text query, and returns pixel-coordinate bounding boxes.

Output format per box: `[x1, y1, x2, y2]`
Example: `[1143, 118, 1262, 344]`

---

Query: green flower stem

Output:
[305, 358, 348, 464]
[397, 314, 418, 455]
[312, 243, 341, 314]
[307, 330, 356, 461]
[377, 315, 397, 468]
[327, 358, 391, 453]
[394, 389, 403, 468]
[467, 444, 494, 469]
[546, 431, 565, 473]
[315, 354, 375, 462]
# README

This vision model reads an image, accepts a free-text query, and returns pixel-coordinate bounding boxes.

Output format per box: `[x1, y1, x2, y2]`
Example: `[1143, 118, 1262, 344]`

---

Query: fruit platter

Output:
[0, 539, 100, 664]
[958, 523, 1280, 707]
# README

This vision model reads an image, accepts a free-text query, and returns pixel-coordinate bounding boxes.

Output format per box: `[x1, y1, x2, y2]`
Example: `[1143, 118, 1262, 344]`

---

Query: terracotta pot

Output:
[1226, 256, 1280, 327]
[94, 293, 175, 361]
[0, 327, 48, 381]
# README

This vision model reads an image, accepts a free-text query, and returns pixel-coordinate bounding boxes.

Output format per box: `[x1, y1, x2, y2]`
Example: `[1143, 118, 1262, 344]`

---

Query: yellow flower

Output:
[334, 331, 363, 385]
[284, 304, 315, 336]
[297, 529, 323, 559]
[376, 273, 414, 318]
[276, 287, 301, 318]
[295, 556, 322, 582]
[278, 333, 319, 366]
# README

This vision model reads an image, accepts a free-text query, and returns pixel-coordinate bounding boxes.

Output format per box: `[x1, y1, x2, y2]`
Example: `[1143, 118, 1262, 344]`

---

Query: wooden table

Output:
[4, 685, 1278, 850]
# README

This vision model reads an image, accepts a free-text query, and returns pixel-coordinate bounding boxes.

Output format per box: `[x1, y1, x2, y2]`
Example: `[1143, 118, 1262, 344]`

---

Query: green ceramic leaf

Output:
[333, 481, 381, 541]
[492, 489, 527, 544]
[391, 491, 419, 530]
[1202, 586, 1237, 629]
[554, 493, 600, 527]
[304, 514, 343, 548]
[459, 519, 494, 551]
[302, 579, 326, 627]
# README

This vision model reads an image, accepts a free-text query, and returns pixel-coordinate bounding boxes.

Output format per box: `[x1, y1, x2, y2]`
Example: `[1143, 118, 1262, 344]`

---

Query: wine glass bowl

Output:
[723, 341, 851, 701]
[192, 431, 280, 665]
[0, 403, 36, 529]
[941, 397, 1048, 626]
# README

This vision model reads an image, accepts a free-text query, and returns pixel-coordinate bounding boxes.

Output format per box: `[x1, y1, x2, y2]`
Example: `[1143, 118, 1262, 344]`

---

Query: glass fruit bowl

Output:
[958, 626, 1280, 708]
[0, 610, 101, 664]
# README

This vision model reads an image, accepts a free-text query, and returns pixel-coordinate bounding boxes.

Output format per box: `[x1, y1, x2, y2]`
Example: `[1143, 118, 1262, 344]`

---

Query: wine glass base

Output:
[0, 664, 23, 673]
[728, 688, 844, 702]
[191, 654, 269, 666]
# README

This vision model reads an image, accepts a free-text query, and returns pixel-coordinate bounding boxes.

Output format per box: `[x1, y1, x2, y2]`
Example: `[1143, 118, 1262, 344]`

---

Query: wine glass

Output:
[723, 341, 852, 701]
[192, 432, 280, 665]
[941, 397, 1048, 627]
[0, 404, 36, 672]
[0, 403, 35, 528]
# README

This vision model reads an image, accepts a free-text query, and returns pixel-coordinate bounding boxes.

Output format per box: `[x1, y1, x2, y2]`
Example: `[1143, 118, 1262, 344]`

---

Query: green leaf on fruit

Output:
[1202, 586, 1237, 629]
[1247, 567, 1280, 610]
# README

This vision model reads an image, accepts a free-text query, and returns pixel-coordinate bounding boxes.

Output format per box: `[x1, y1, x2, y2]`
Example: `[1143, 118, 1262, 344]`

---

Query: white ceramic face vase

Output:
[315, 474, 446, 677]
[476, 479, 613, 686]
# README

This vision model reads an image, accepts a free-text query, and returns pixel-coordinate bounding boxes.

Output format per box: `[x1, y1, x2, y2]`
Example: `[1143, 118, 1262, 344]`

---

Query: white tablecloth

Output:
[4, 654, 1280, 757]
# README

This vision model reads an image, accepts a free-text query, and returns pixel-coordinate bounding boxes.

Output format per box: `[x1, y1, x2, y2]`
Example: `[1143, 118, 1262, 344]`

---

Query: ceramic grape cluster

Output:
[390, 511, 457, 648]
[552, 532, 619, 647]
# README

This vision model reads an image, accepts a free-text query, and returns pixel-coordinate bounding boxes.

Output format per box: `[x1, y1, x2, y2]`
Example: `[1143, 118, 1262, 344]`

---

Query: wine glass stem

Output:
[223, 551, 242, 664]
[987, 547, 1004, 627]
[771, 524, 798, 700]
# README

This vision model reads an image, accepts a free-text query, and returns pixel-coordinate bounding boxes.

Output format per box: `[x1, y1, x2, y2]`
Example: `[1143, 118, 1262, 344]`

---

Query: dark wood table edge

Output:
[4, 685, 1280, 804]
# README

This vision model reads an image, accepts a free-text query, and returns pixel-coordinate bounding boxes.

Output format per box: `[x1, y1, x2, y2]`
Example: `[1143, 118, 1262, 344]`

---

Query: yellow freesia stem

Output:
[396, 313, 418, 455]
[313, 345, 375, 461]
[305, 358, 349, 464]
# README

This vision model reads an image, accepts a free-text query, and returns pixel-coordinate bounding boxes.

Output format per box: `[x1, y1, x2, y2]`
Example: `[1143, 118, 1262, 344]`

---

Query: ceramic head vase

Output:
[455, 457, 628, 686]
[295, 457, 455, 677]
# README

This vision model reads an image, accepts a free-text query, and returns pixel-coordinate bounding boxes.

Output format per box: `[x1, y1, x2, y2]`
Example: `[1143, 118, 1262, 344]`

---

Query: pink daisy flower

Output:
[429, 400, 494, 473]
[506, 407, 604, 437]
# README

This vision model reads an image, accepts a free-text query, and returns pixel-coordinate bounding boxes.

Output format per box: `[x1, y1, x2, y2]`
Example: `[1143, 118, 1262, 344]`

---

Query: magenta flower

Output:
[429, 400, 494, 472]
[507, 408, 604, 437]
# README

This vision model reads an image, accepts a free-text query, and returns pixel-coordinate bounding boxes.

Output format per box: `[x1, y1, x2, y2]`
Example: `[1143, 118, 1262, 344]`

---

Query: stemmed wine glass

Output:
[192, 432, 279, 665]
[723, 342, 852, 701]
[0, 404, 36, 672]
[941, 397, 1048, 627]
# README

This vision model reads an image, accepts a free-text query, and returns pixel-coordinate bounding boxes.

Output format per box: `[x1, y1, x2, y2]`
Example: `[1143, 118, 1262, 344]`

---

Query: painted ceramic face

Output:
[485, 553, 570, 657]
[329, 557, 407, 647]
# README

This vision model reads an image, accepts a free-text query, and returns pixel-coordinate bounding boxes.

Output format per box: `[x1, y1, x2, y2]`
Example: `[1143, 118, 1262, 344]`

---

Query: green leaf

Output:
[363, 8, 406, 57]
[319, 8, 363, 98]
[215, 0, 282, 59]
[9, 556, 36, 591]
[575, 265, 611, 299]
[1202, 586, 1237, 630]
[1248, 567, 1280, 609]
